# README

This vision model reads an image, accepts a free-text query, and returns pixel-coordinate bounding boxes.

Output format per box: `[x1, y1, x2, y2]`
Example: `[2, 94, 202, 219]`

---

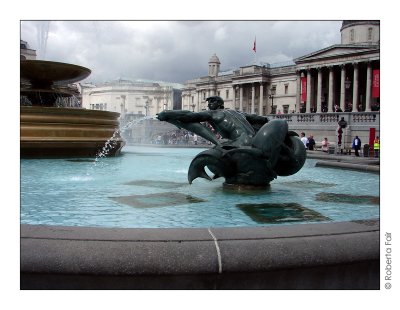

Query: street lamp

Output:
[191, 103, 196, 112]
[345, 77, 352, 111]
[345, 77, 351, 90]
[269, 87, 276, 114]
[144, 100, 150, 116]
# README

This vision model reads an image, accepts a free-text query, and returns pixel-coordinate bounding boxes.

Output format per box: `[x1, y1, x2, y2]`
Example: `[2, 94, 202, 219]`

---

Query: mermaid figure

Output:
[157, 96, 306, 187]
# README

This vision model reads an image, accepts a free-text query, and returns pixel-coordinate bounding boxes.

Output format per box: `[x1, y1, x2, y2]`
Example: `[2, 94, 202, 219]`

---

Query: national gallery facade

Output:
[181, 20, 380, 116]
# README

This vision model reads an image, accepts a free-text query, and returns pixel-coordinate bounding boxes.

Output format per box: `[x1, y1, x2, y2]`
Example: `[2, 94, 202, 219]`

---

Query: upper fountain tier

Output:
[21, 60, 91, 88]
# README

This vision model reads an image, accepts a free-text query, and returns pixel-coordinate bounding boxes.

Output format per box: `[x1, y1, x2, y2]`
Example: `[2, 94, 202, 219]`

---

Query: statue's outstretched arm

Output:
[157, 110, 212, 123]
[157, 110, 220, 145]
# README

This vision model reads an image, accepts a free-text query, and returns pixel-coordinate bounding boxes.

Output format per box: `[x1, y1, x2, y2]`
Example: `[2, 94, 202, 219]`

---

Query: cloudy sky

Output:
[21, 20, 342, 84]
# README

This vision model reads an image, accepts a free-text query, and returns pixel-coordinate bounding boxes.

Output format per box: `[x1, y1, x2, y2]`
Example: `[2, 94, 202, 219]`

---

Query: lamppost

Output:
[337, 116, 348, 153]
[345, 77, 351, 111]
[144, 100, 150, 116]
[269, 88, 276, 114]
[191, 103, 196, 112]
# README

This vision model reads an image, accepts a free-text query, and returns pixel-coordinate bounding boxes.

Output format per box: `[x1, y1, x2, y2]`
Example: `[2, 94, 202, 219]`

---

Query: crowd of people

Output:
[152, 128, 379, 158]
[152, 130, 210, 146]
[299, 131, 380, 158]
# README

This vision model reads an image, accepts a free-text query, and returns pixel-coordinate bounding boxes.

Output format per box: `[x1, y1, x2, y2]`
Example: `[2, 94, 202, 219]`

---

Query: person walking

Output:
[352, 135, 362, 157]
[373, 136, 380, 158]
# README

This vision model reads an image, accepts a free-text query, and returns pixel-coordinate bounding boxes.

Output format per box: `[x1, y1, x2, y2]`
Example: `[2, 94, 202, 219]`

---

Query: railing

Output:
[269, 112, 379, 127]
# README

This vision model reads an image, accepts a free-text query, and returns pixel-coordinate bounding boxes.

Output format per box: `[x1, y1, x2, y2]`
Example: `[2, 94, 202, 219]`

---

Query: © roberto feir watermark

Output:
[384, 232, 392, 289]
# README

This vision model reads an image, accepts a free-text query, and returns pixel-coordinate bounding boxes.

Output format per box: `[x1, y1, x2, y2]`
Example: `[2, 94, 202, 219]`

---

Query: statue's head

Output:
[206, 96, 224, 110]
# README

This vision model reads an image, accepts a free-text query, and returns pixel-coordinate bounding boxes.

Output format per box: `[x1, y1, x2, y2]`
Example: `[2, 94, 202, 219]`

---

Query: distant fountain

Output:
[20, 59, 125, 158]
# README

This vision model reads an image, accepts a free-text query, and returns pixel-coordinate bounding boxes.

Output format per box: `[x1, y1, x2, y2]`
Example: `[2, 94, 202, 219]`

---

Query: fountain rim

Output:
[20, 219, 379, 289]
[20, 59, 91, 86]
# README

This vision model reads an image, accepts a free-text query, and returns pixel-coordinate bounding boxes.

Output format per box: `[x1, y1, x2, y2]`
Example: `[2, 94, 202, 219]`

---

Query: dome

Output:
[340, 20, 380, 45]
[341, 20, 380, 31]
[208, 53, 220, 64]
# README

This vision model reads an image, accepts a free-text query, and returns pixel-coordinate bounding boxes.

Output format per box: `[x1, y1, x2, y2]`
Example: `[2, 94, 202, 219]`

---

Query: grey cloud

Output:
[21, 20, 342, 84]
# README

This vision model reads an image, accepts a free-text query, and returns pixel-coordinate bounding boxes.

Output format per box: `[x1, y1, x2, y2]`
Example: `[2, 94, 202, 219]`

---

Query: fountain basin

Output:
[20, 146, 379, 289]
[20, 106, 125, 158]
[20, 220, 379, 289]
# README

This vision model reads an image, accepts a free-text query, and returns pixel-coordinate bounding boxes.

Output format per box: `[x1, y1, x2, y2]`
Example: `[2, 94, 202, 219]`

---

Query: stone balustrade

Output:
[270, 112, 380, 149]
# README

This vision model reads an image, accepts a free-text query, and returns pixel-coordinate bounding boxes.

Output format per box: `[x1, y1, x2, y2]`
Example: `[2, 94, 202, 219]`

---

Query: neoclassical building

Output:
[181, 20, 380, 116]
[80, 78, 184, 119]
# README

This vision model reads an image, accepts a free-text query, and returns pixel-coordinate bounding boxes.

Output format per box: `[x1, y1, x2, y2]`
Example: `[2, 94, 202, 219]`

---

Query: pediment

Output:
[294, 44, 379, 64]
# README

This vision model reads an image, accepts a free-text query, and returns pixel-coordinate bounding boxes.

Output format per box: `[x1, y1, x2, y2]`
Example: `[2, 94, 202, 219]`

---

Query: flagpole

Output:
[253, 36, 257, 64]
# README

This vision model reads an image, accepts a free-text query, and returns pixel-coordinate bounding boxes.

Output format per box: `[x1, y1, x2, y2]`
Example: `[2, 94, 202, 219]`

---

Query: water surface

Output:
[20, 146, 379, 228]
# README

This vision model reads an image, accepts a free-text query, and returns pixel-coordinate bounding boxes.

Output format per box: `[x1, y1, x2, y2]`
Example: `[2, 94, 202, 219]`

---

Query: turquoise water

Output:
[20, 146, 379, 228]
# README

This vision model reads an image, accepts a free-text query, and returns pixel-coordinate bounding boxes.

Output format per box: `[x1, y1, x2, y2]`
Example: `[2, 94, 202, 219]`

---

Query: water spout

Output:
[120, 115, 156, 132]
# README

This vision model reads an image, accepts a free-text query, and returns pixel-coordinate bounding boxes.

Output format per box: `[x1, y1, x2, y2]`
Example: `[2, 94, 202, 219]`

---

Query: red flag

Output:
[253, 37, 256, 53]
[301, 76, 307, 102]
[372, 69, 380, 98]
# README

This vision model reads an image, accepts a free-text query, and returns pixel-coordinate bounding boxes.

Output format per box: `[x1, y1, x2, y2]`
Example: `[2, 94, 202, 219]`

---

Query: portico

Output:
[295, 45, 380, 114]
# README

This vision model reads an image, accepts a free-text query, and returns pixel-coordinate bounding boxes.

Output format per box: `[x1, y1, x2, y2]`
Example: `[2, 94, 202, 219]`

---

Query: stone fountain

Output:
[20, 59, 125, 158]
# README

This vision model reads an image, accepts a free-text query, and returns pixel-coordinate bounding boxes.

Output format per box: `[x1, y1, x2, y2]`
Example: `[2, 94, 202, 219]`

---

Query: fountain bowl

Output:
[20, 60, 91, 87]
[20, 106, 125, 158]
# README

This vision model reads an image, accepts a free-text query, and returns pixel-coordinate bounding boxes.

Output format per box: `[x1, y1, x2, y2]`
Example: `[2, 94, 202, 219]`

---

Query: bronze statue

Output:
[157, 96, 306, 187]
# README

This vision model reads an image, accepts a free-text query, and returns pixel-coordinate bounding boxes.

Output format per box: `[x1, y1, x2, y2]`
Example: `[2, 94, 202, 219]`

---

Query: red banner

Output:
[301, 77, 307, 102]
[372, 69, 380, 98]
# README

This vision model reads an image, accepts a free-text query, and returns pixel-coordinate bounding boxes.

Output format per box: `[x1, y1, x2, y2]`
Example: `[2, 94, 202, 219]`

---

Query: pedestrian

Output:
[300, 132, 308, 148]
[307, 135, 316, 151]
[352, 135, 362, 157]
[193, 133, 198, 145]
[321, 137, 329, 152]
[373, 136, 380, 158]
[334, 104, 342, 112]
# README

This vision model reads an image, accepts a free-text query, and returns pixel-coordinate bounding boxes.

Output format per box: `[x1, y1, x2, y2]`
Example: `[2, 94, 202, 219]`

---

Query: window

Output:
[203, 92, 206, 100]
[284, 84, 289, 95]
[226, 89, 229, 99]
[350, 29, 354, 42]
[368, 27, 373, 41]
[283, 105, 289, 114]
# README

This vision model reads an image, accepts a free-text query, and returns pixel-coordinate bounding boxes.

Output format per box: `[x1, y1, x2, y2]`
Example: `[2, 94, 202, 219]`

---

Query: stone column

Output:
[316, 68, 322, 113]
[296, 71, 301, 113]
[251, 84, 255, 114]
[259, 82, 264, 115]
[239, 85, 243, 111]
[232, 86, 237, 110]
[365, 62, 372, 112]
[306, 70, 312, 113]
[352, 63, 359, 111]
[197, 91, 200, 112]
[328, 67, 334, 113]
[340, 65, 346, 111]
